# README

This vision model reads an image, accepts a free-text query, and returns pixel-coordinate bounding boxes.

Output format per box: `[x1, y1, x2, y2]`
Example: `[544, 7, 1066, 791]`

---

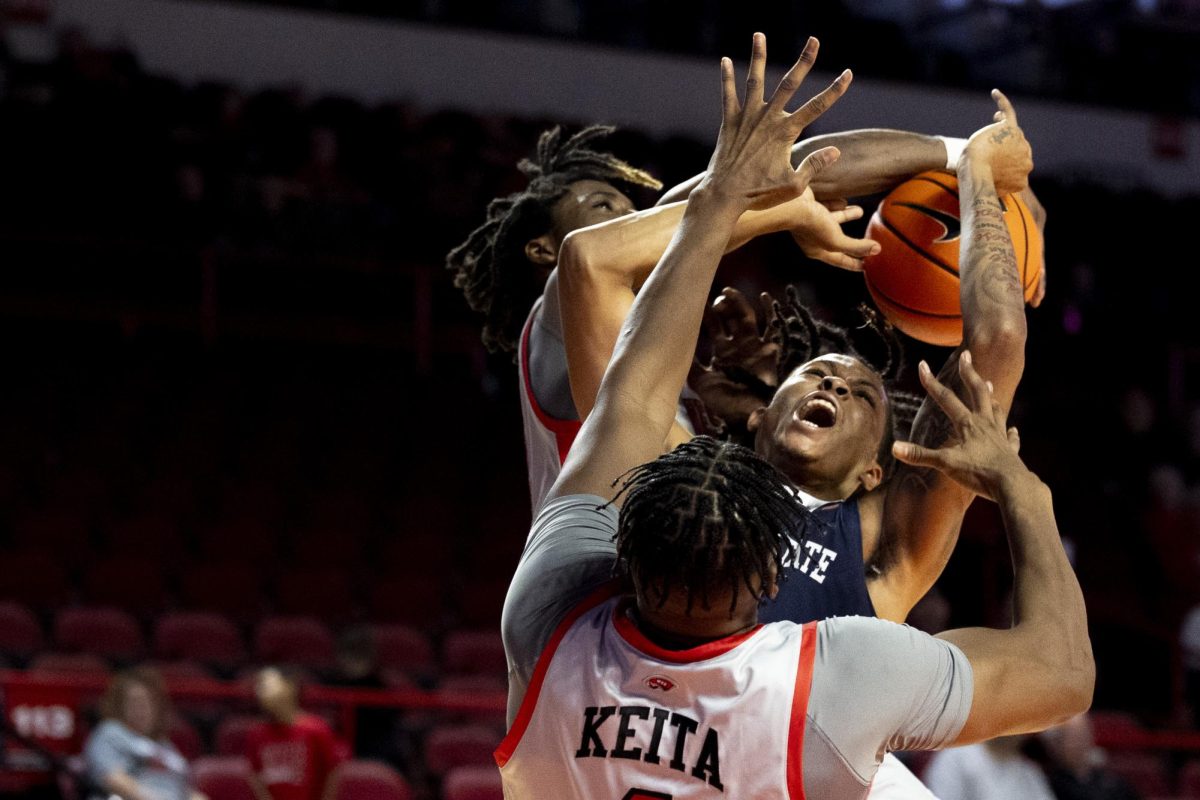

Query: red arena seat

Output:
[149, 660, 214, 681]
[11, 509, 90, 557]
[442, 765, 503, 800]
[1105, 753, 1169, 798]
[107, 512, 184, 560]
[369, 577, 443, 626]
[0, 550, 71, 611]
[254, 617, 334, 669]
[28, 652, 111, 677]
[154, 612, 245, 670]
[84, 558, 168, 616]
[372, 624, 434, 673]
[325, 760, 413, 800]
[54, 607, 144, 660]
[1180, 759, 1200, 798]
[424, 724, 499, 776]
[192, 756, 261, 800]
[214, 715, 264, 757]
[180, 562, 264, 622]
[441, 631, 506, 676]
[0, 601, 44, 660]
[168, 715, 205, 760]
[199, 519, 278, 564]
[274, 569, 355, 624]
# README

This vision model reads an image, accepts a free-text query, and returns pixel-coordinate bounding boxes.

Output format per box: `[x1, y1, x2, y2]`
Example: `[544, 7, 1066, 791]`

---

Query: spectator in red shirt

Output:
[245, 667, 342, 800]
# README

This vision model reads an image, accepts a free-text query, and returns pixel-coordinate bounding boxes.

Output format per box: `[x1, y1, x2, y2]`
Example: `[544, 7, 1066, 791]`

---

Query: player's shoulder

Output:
[530, 493, 617, 540]
[817, 615, 952, 665]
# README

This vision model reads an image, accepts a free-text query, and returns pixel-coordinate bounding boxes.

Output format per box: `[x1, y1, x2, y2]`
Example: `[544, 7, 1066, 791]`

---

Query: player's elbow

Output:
[966, 314, 1027, 359]
[558, 229, 599, 279]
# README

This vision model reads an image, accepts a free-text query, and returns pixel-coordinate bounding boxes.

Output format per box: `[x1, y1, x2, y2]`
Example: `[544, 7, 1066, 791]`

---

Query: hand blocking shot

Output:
[497, 35, 1093, 799]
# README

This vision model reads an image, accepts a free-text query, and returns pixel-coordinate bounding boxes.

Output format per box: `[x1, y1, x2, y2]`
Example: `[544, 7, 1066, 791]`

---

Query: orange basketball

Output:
[863, 171, 1042, 347]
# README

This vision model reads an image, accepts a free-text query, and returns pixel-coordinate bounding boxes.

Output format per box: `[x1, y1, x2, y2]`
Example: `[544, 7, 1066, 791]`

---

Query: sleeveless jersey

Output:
[497, 592, 817, 799]
[761, 494, 876, 624]
[518, 298, 700, 513]
[518, 298, 581, 513]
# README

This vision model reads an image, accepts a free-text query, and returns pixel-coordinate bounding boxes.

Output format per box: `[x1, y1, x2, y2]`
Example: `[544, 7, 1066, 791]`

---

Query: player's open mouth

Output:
[795, 396, 838, 429]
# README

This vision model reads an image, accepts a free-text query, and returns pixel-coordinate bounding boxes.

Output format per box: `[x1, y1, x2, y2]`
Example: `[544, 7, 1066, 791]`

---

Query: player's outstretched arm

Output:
[865, 91, 1034, 621]
[555, 182, 873, 432]
[893, 351, 1093, 743]
[658, 129, 958, 205]
[548, 33, 850, 504]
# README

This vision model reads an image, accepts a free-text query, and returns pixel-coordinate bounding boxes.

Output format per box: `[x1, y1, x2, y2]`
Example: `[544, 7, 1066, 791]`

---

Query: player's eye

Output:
[594, 200, 614, 211]
[855, 390, 876, 407]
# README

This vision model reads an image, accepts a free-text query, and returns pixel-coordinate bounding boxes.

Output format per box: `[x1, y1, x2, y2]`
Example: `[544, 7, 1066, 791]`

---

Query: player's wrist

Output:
[688, 184, 750, 219]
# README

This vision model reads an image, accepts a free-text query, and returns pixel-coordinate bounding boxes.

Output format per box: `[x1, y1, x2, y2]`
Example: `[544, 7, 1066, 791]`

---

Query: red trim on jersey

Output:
[786, 621, 818, 800]
[519, 303, 582, 464]
[611, 598, 765, 664]
[494, 582, 620, 768]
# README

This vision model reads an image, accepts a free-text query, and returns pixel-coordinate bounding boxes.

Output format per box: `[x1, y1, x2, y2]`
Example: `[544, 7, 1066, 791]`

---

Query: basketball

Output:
[862, 170, 1042, 347]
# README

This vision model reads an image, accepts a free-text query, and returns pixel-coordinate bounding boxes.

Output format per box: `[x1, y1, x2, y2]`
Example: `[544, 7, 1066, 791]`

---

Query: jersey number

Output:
[622, 791, 672, 800]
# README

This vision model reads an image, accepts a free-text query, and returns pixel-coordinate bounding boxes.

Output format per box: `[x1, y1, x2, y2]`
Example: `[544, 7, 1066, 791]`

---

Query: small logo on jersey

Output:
[644, 676, 675, 692]
[896, 202, 961, 243]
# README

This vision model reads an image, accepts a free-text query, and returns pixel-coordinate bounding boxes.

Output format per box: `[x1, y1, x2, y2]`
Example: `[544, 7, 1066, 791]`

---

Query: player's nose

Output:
[821, 375, 850, 396]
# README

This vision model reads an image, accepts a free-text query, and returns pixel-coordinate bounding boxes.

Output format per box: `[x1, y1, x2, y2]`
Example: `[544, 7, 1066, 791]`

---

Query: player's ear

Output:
[858, 460, 884, 493]
[746, 406, 768, 434]
[525, 234, 558, 267]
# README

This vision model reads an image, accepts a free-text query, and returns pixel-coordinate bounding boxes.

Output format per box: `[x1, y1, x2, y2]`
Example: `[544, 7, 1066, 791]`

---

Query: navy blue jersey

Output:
[759, 495, 876, 624]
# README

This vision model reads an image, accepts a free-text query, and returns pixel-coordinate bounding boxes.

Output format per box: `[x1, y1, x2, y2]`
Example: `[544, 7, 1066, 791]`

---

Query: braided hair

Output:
[446, 125, 662, 355]
[612, 436, 818, 616]
[770, 286, 922, 478]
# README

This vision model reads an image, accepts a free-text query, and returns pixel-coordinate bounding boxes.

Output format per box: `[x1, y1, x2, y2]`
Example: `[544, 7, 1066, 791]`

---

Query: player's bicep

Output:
[936, 625, 1074, 745]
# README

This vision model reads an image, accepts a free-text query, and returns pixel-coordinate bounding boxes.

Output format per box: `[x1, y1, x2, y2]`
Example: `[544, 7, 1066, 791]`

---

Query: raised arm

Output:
[866, 91, 1034, 621]
[554, 184, 872, 435]
[548, 34, 851, 503]
[657, 129, 957, 205]
[893, 352, 1093, 742]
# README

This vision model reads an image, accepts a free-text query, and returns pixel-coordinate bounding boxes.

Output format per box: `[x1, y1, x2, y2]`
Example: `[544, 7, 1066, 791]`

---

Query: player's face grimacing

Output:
[748, 354, 889, 498]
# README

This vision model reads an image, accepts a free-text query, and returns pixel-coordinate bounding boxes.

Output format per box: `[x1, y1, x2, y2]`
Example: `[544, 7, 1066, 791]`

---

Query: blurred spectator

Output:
[924, 736, 1055, 800]
[1040, 713, 1141, 800]
[246, 666, 343, 800]
[83, 667, 206, 800]
[325, 627, 403, 766]
[1183, 605, 1200, 726]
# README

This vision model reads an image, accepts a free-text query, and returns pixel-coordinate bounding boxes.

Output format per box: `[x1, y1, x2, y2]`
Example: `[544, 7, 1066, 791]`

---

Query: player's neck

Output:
[629, 605, 757, 651]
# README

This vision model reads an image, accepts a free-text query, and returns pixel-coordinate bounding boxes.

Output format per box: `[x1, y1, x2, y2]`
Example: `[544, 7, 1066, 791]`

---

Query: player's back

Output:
[497, 595, 972, 799]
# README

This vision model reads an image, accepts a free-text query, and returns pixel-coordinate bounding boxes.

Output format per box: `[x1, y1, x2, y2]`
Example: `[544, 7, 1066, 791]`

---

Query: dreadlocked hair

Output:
[769, 286, 923, 478]
[446, 125, 662, 355]
[611, 436, 819, 616]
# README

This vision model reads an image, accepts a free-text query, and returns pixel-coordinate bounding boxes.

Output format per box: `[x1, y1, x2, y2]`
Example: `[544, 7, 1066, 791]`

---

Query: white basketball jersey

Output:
[518, 299, 582, 514]
[496, 591, 816, 799]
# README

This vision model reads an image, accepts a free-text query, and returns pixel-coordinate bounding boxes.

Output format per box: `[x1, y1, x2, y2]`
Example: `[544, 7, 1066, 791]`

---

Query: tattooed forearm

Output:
[962, 175, 1024, 312]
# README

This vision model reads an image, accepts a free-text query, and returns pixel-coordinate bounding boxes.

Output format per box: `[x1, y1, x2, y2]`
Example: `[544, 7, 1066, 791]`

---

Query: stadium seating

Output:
[168, 714, 205, 760]
[372, 624, 435, 674]
[215, 715, 264, 757]
[0, 601, 44, 661]
[424, 724, 500, 776]
[1181, 758, 1200, 798]
[441, 631, 506, 676]
[274, 568, 355, 623]
[254, 616, 334, 668]
[1105, 752, 1170, 798]
[154, 611, 246, 669]
[27, 652, 111, 677]
[179, 562, 264, 622]
[0, 550, 71, 611]
[325, 760, 414, 800]
[192, 756, 262, 800]
[54, 607, 143, 661]
[369, 576, 444, 627]
[83, 557, 168, 616]
[442, 765, 503, 800]
[106, 512, 185, 560]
